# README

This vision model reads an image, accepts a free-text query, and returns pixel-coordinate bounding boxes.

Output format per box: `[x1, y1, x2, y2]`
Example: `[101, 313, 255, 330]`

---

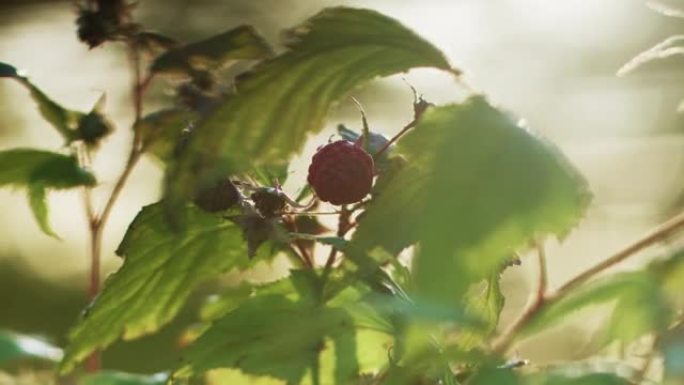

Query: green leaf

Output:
[0, 330, 63, 365]
[166, 7, 455, 203]
[150, 26, 273, 75]
[178, 294, 360, 385]
[28, 185, 58, 239]
[80, 371, 168, 385]
[351, 97, 590, 305]
[0, 149, 95, 237]
[0, 62, 83, 141]
[60, 203, 273, 373]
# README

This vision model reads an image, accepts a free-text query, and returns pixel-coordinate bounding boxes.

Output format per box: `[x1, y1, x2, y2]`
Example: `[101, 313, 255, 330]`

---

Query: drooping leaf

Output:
[60, 203, 276, 373]
[166, 7, 455, 204]
[351, 97, 590, 305]
[80, 371, 168, 385]
[0, 149, 95, 237]
[178, 294, 359, 385]
[150, 26, 273, 75]
[618, 35, 684, 76]
[0, 330, 63, 365]
[0, 62, 83, 141]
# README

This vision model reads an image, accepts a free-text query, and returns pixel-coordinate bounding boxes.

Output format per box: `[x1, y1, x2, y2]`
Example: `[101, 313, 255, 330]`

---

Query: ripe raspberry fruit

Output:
[193, 179, 239, 212]
[307, 140, 374, 205]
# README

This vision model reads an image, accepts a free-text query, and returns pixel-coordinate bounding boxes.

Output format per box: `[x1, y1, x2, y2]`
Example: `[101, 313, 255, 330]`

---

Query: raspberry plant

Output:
[2, 1, 684, 385]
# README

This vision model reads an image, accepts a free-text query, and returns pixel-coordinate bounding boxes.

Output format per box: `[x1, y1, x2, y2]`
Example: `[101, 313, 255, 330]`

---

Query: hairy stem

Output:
[492, 210, 684, 354]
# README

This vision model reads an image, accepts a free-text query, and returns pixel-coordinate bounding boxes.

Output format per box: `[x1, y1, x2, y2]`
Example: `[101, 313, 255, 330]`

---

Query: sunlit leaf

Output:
[0, 331, 62, 365]
[80, 371, 168, 385]
[60, 203, 276, 373]
[618, 35, 684, 76]
[166, 7, 455, 204]
[150, 26, 273, 75]
[352, 97, 590, 305]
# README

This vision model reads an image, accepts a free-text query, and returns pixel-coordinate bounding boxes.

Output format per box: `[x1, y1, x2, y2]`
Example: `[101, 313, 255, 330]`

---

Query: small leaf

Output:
[60, 203, 275, 373]
[618, 35, 684, 76]
[352, 98, 590, 305]
[80, 371, 168, 385]
[150, 26, 273, 75]
[0, 330, 63, 365]
[166, 7, 455, 204]
[0, 62, 83, 141]
[28, 185, 58, 239]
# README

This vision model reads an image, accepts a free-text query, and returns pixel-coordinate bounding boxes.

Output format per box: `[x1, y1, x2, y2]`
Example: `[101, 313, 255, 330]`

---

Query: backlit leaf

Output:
[352, 97, 590, 305]
[166, 7, 455, 203]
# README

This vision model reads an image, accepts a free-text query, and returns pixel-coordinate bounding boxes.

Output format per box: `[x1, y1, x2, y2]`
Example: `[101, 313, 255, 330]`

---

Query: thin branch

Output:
[535, 242, 548, 301]
[548, 209, 684, 301]
[374, 119, 417, 158]
[82, 40, 150, 373]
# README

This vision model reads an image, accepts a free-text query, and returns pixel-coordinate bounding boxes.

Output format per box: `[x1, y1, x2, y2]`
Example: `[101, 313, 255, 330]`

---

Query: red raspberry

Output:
[307, 140, 374, 205]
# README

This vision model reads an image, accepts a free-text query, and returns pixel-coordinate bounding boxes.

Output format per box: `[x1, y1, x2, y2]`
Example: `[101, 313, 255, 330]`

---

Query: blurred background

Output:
[0, 0, 683, 374]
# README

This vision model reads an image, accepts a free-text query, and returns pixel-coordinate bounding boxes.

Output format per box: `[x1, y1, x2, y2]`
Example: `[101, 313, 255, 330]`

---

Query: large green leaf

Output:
[150, 25, 273, 75]
[166, 7, 454, 202]
[0, 330, 63, 365]
[60, 203, 272, 373]
[351, 97, 590, 305]
[0, 149, 96, 237]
